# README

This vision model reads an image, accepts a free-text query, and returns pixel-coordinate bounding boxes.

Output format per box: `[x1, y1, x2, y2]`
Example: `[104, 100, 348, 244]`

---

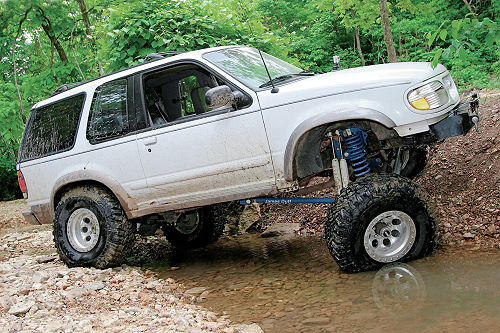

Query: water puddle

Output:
[153, 234, 500, 332]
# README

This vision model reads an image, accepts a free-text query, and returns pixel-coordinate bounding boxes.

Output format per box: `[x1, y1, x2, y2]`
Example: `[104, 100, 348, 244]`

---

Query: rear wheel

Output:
[163, 204, 227, 249]
[325, 173, 436, 273]
[53, 186, 135, 268]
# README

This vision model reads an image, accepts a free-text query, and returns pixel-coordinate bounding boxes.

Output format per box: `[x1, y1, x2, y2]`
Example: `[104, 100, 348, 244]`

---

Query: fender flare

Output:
[283, 108, 396, 181]
[51, 170, 138, 218]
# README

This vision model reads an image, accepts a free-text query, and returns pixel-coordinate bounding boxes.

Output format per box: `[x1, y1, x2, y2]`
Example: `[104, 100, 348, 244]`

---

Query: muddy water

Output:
[154, 234, 500, 332]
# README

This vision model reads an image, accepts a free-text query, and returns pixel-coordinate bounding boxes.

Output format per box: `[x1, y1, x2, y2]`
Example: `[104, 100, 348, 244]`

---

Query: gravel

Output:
[0, 228, 263, 332]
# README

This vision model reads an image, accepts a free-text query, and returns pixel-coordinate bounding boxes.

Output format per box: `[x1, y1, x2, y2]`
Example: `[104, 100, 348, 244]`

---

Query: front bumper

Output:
[430, 93, 479, 140]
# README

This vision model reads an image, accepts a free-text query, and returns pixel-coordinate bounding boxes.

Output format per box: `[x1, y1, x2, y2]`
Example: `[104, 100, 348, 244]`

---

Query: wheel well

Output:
[53, 180, 119, 212]
[293, 120, 397, 180]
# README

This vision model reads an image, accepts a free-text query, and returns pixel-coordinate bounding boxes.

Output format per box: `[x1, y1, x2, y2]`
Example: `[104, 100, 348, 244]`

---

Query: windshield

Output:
[203, 47, 303, 90]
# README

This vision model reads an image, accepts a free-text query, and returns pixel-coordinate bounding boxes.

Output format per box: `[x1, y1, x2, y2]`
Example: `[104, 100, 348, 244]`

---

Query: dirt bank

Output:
[259, 91, 500, 249]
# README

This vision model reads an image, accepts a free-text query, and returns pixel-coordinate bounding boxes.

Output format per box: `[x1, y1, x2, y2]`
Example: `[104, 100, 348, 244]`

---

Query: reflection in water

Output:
[154, 234, 500, 332]
[372, 263, 426, 314]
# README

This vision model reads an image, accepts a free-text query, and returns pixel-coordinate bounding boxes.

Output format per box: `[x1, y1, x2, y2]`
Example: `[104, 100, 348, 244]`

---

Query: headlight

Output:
[408, 81, 449, 110]
[442, 74, 459, 103]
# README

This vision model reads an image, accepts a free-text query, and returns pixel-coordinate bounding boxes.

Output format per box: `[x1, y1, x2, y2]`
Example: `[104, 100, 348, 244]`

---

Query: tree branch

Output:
[75, 0, 104, 76]
[36, 7, 69, 63]
[12, 6, 32, 123]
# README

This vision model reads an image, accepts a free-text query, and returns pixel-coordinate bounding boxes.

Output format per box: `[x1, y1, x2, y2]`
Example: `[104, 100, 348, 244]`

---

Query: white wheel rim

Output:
[67, 208, 100, 252]
[364, 210, 416, 263]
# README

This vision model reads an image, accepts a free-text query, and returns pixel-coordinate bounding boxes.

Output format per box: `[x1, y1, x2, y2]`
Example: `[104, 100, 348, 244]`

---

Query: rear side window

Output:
[87, 79, 128, 143]
[19, 94, 85, 162]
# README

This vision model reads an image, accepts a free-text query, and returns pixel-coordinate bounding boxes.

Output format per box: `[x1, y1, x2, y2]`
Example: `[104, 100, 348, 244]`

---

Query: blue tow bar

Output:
[240, 197, 335, 205]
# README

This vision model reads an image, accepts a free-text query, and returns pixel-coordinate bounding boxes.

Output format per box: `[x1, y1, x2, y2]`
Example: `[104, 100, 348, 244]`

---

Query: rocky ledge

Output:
[0, 229, 263, 333]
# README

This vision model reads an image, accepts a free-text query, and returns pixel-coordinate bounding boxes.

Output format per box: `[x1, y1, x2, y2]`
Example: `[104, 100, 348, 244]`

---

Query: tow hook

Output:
[471, 115, 480, 133]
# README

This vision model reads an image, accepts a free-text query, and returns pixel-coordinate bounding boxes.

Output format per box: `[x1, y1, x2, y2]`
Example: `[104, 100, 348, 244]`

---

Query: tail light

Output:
[17, 171, 27, 197]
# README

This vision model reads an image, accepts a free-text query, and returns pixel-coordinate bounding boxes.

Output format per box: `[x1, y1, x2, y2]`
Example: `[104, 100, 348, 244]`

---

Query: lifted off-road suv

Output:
[17, 46, 479, 272]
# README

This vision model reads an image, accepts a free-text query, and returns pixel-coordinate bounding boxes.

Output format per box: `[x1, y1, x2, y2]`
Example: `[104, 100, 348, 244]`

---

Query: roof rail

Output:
[144, 51, 188, 62]
[50, 81, 87, 97]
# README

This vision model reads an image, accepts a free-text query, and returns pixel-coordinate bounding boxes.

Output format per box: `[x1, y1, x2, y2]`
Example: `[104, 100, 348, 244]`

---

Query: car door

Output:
[135, 62, 276, 209]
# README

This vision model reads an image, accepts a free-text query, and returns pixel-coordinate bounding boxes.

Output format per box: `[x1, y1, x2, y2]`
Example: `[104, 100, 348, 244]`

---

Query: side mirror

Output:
[205, 85, 242, 108]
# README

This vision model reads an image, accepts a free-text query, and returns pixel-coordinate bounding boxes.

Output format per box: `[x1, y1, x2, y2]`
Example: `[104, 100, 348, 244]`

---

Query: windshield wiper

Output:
[259, 71, 314, 88]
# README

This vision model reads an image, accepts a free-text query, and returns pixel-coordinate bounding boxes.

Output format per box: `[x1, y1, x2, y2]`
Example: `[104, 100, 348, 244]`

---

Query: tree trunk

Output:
[354, 26, 366, 66]
[75, 0, 104, 76]
[75, 0, 92, 36]
[37, 8, 69, 63]
[41, 24, 69, 63]
[378, 0, 398, 63]
[13, 7, 32, 123]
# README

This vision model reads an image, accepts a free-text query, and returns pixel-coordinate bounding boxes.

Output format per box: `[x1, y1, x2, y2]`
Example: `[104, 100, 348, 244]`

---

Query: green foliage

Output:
[105, 0, 287, 71]
[427, 17, 500, 67]
[0, 157, 21, 201]
[1, 0, 500, 199]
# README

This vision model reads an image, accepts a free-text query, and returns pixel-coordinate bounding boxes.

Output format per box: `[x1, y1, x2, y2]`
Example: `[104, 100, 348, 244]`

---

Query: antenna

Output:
[245, 20, 279, 93]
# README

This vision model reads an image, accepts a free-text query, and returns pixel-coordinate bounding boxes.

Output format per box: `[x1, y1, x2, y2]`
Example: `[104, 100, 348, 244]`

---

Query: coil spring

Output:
[340, 128, 370, 177]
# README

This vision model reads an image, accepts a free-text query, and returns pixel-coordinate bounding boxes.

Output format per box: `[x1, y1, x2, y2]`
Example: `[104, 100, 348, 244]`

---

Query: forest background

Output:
[1, 0, 500, 200]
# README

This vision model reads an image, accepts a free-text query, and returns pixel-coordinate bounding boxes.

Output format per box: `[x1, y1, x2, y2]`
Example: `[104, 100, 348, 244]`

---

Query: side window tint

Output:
[87, 79, 128, 142]
[19, 94, 85, 162]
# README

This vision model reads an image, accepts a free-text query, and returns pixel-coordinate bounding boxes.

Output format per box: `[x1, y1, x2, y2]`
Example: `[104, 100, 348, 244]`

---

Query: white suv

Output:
[17, 45, 478, 272]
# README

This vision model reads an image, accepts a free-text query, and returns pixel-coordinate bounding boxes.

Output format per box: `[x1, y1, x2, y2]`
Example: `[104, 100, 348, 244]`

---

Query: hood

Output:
[257, 62, 447, 108]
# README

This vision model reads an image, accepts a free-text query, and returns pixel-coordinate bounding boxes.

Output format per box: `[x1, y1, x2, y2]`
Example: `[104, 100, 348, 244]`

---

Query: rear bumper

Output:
[22, 203, 53, 225]
[22, 209, 41, 225]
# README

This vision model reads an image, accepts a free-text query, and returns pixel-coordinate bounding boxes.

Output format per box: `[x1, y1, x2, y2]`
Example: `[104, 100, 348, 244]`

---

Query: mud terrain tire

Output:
[400, 147, 428, 179]
[325, 173, 436, 273]
[53, 186, 135, 268]
[163, 204, 227, 249]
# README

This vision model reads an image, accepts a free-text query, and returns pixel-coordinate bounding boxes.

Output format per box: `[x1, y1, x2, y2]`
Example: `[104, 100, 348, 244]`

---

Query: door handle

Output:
[143, 137, 157, 146]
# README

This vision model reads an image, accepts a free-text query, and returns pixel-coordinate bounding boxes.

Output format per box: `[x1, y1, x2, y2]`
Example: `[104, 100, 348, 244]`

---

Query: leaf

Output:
[485, 32, 495, 46]
[427, 31, 438, 47]
[442, 47, 451, 59]
[432, 48, 443, 65]
[439, 30, 448, 41]
[127, 45, 137, 55]
[459, 48, 467, 61]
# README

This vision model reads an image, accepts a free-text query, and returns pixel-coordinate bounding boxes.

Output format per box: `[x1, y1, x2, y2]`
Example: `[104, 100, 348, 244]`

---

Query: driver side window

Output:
[142, 64, 237, 127]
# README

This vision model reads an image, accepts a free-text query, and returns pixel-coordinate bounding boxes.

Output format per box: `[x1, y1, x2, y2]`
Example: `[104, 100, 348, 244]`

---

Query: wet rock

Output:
[238, 203, 261, 234]
[233, 323, 264, 333]
[185, 287, 207, 295]
[303, 317, 331, 325]
[261, 223, 300, 237]
[463, 232, 475, 239]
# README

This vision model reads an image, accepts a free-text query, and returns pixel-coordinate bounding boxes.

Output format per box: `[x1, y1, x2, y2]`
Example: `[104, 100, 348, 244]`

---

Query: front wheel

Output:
[162, 204, 227, 249]
[53, 186, 135, 268]
[325, 173, 437, 273]
[395, 147, 428, 179]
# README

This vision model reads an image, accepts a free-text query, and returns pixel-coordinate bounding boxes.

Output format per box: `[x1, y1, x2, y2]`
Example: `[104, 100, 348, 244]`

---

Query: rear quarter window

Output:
[19, 94, 85, 162]
[87, 79, 129, 143]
